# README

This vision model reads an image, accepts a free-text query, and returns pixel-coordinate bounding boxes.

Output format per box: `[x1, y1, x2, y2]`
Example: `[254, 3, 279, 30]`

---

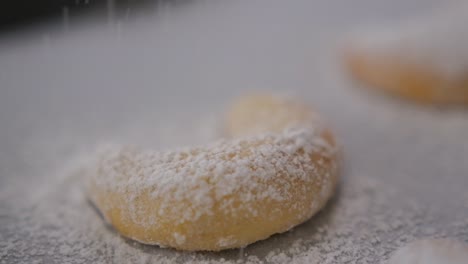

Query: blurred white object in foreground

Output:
[388, 239, 468, 264]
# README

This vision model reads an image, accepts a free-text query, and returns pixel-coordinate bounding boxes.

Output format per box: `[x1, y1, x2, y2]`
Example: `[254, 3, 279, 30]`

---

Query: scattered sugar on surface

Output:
[2, 112, 468, 263]
[2, 152, 467, 263]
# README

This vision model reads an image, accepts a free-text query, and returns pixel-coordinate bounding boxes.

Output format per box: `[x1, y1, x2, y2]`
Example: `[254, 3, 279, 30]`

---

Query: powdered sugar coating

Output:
[90, 128, 335, 221]
[87, 95, 339, 251]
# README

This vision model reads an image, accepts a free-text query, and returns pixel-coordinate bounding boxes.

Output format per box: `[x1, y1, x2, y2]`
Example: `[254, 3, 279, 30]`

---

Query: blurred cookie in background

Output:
[343, 3, 468, 105]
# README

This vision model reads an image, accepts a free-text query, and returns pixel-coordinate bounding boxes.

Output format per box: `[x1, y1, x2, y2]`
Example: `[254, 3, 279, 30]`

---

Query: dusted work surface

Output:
[1, 0, 468, 263]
